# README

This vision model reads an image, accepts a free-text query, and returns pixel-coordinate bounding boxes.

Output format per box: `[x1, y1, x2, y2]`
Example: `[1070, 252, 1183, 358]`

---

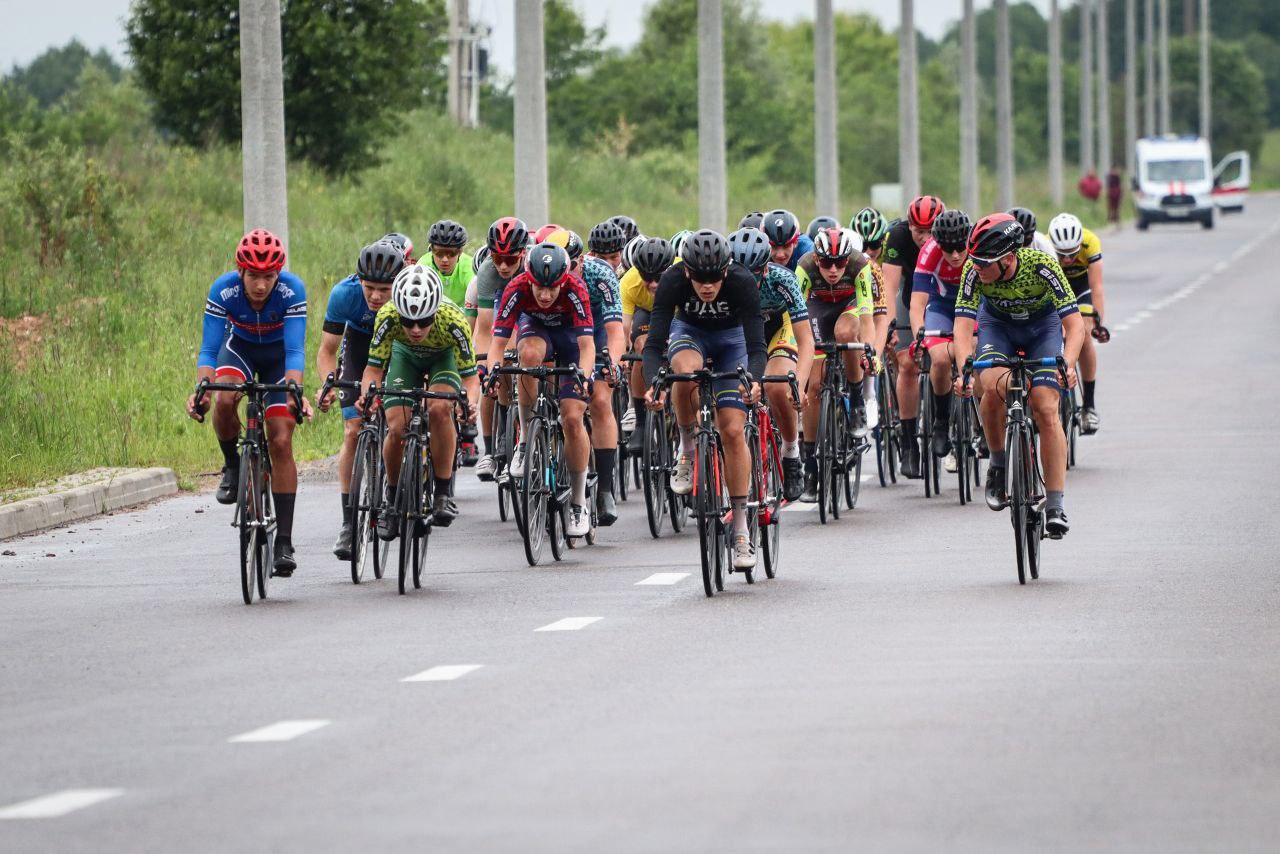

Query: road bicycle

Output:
[193, 377, 304, 605]
[637, 362, 690, 540]
[751, 372, 801, 579]
[318, 373, 389, 585]
[814, 340, 873, 524]
[911, 329, 948, 498]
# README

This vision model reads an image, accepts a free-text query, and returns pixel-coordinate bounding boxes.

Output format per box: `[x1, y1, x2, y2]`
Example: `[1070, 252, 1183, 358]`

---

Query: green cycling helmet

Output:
[670, 229, 694, 257]
[851, 207, 889, 245]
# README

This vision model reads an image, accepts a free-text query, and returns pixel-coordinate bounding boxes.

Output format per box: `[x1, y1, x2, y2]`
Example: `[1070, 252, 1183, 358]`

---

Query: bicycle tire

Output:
[1024, 429, 1044, 581]
[919, 372, 935, 498]
[237, 448, 259, 605]
[256, 474, 272, 601]
[714, 443, 726, 593]
[696, 431, 719, 597]
[741, 422, 762, 585]
[843, 428, 863, 510]
[761, 426, 783, 579]
[548, 430, 568, 562]
[349, 432, 374, 584]
[520, 420, 548, 566]
[955, 402, 970, 506]
[642, 406, 668, 539]
[1008, 423, 1028, 585]
[412, 443, 431, 589]
[816, 390, 833, 525]
[397, 437, 421, 595]
[826, 391, 844, 521]
[666, 414, 689, 532]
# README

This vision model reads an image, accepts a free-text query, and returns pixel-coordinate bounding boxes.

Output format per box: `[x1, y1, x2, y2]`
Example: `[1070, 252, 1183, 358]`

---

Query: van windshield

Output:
[1147, 159, 1206, 182]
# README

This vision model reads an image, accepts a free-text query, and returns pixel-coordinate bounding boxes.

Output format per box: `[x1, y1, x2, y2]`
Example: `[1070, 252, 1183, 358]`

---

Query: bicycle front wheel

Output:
[349, 432, 374, 584]
[396, 438, 422, 595]
[642, 406, 668, 539]
[1007, 423, 1028, 585]
[761, 427, 783, 579]
[520, 420, 549, 566]
[696, 433, 722, 597]
[237, 448, 262, 605]
[412, 444, 432, 589]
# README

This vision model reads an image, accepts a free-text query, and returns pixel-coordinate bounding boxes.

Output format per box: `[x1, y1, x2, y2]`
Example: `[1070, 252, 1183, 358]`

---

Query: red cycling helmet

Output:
[236, 228, 286, 272]
[907, 195, 946, 229]
[967, 213, 1024, 262]
[533, 223, 566, 243]
[487, 217, 529, 255]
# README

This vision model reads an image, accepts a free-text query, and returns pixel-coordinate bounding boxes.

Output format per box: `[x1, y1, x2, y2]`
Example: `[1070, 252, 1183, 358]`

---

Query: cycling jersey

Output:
[427, 252, 475, 307]
[796, 253, 872, 310]
[867, 261, 888, 316]
[581, 255, 623, 326]
[882, 220, 924, 311]
[956, 249, 1078, 323]
[492, 272, 594, 340]
[1055, 228, 1102, 282]
[322, 274, 378, 336]
[199, 270, 307, 374]
[756, 262, 808, 323]
[620, 265, 653, 316]
[367, 298, 477, 377]
[911, 239, 964, 305]
[473, 259, 519, 311]
[642, 261, 766, 385]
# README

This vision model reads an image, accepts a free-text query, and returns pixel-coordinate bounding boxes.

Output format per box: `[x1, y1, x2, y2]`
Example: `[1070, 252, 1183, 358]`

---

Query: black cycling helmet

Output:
[588, 220, 627, 254]
[632, 236, 676, 281]
[967, 213, 1023, 262]
[381, 232, 414, 263]
[607, 214, 639, 242]
[738, 211, 765, 230]
[931, 209, 973, 251]
[1006, 207, 1038, 247]
[727, 227, 771, 273]
[525, 242, 572, 288]
[761, 209, 801, 247]
[806, 215, 840, 241]
[680, 229, 731, 280]
[357, 240, 406, 283]
[427, 219, 467, 248]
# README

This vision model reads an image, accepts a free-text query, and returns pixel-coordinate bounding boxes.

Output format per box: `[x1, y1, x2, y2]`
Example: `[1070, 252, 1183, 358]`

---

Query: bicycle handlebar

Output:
[652, 364, 753, 394]
[485, 363, 588, 396]
[192, 378, 305, 425]
[759, 371, 801, 403]
[963, 354, 1067, 382]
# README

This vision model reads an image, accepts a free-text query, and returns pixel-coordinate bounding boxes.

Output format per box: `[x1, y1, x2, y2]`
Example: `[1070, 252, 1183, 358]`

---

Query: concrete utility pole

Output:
[239, 0, 289, 251]
[1125, 0, 1137, 175]
[1080, 0, 1095, 174]
[698, 0, 727, 231]
[960, 0, 979, 214]
[447, 0, 476, 127]
[1097, 0, 1112, 172]
[814, 0, 840, 216]
[513, 0, 548, 225]
[1183, 0, 1194, 34]
[1049, 0, 1065, 205]
[898, 0, 920, 207]
[1144, 0, 1156, 135]
[995, 0, 1015, 208]
[1158, 0, 1171, 132]
[1199, 0, 1210, 141]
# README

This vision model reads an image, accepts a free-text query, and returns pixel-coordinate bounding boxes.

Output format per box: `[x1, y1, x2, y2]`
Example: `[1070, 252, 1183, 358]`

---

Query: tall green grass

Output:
[0, 108, 1107, 491]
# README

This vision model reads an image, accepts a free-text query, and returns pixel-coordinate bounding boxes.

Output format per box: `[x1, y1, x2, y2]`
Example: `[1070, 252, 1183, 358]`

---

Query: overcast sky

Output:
[2, 0, 1056, 72]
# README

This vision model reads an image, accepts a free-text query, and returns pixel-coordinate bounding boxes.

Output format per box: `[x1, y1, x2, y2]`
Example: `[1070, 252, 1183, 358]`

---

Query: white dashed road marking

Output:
[535, 617, 602, 632]
[0, 789, 124, 819]
[227, 719, 331, 743]
[401, 664, 484, 682]
[636, 572, 689, 585]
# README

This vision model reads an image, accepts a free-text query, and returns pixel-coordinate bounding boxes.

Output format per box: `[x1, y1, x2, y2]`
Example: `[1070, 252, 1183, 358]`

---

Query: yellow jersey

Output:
[1056, 228, 1102, 282]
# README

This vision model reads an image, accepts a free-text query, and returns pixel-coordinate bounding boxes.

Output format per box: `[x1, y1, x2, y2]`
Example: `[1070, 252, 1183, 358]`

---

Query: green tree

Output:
[126, 0, 447, 174]
[1169, 36, 1266, 158]
[4, 41, 122, 108]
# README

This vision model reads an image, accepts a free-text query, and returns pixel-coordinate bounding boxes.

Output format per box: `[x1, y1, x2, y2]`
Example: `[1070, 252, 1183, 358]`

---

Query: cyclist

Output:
[382, 232, 415, 264]
[642, 229, 767, 570]
[796, 226, 876, 501]
[553, 227, 626, 525]
[362, 264, 478, 538]
[620, 236, 677, 455]
[187, 229, 311, 576]
[910, 209, 972, 465]
[471, 217, 529, 480]
[739, 211, 765, 230]
[761, 209, 816, 273]
[485, 242, 597, 538]
[1007, 207, 1057, 256]
[620, 234, 647, 277]
[807, 215, 840, 241]
[852, 207, 893, 358]
[953, 214, 1084, 538]
[882, 195, 946, 478]
[425, 220, 474, 307]
[727, 226, 814, 501]
[1047, 212, 1108, 433]
[316, 239, 405, 559]
[589, 219, 627, 272]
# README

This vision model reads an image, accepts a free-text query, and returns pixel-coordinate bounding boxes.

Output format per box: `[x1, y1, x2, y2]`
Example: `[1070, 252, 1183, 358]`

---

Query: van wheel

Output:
[1136, 215, 1149, 231]
[1201, 210, 1215, 230]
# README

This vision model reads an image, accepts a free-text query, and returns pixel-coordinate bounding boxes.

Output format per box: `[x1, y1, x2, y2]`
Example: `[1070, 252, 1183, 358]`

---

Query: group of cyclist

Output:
[187, 195, 1110, 578]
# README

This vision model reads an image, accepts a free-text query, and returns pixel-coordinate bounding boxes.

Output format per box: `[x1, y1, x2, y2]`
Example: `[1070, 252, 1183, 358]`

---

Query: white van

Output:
[1132, 135, 1250, 230]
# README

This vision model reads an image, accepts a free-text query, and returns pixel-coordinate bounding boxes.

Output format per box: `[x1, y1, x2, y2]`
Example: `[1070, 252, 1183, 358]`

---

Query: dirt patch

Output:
[1, 297, 106, 371]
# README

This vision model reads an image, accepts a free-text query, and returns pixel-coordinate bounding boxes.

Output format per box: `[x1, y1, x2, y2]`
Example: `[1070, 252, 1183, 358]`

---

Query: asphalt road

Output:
[3, 200, 1279, 852]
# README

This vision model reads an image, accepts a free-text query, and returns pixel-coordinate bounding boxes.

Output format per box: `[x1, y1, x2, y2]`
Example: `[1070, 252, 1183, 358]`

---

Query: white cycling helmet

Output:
[392, 263, 443, 321]
[621, 234, 647, 271]
[813, 226, 862, 260]
[1047, 213, 1084, 255]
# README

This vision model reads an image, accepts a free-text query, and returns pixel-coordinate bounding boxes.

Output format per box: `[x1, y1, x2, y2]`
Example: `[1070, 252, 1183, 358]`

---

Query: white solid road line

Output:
[636, 572, 689, 585]
[401, 664, 484, 682]
[227, 719, 331, 743]
[0, 788, 124, 819]
[535, 617, 602, 632]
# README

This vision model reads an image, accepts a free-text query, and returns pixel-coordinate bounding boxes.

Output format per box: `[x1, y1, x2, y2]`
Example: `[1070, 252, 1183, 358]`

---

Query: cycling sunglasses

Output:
[402, 316, 434, 329]
[938, 243, 967, 254]
[491, 252, 523, 265]
[688, 267, 727, 284]
[863, 240, 884, 251]
[817, 256, 849, 269]
[968, 253, 1009, 269]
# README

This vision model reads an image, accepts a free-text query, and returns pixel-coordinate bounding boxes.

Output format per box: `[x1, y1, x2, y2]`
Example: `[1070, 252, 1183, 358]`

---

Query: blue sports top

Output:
[581, 255, 623, 325]
[322, 274, 378, 336]
[757, 262, 809, 321]
[199, 270, 308, 373]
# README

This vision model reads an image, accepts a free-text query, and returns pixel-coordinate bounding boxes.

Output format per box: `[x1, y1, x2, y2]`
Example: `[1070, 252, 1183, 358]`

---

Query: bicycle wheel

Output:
[520, 420, 549, 566]
[642, 406, 668, 539]
[1007, 423, 1028, 585]
[348, 432, 374, 584]
[548, 430, 568, 562]
[1023, 429, 1044, 581]
[843, 426, 863, 510]
[1059, 388, 1074, 470]
[969, 398, 984, 490]
[397, 438, 421, 595]
[740, 422, 762, 585]
[919, 373, 935, 498]
[816, 390, 833, 524]
[666, 414, 689, 532]
[1067, 385, 1080, 468]
[412, 444, 431, 590]
[255, 478, 272, 601]
[954, 403, 970, 506]
[696, 432, 720, 597]
[761, 427, 783, 580]
[237, 448, 260, 605]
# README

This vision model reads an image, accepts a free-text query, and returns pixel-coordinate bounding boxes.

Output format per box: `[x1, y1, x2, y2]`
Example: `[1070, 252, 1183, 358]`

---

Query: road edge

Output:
[0, 468, 179, 541]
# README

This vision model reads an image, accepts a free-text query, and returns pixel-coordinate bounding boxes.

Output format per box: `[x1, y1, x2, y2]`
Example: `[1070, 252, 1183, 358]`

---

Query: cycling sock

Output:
[990, 449, 1007, 468]
[483, 434, 494, 455]
[933, 392, 951, 425]
[218, 437, 240, 470]
[1082, 380, 1096, 409]
[802, 441, 816, 474]
[678, 423, 695, 455]
[1047, 489, 1064, 512]
[781, 439, 800, 459]
[731, 495, 749, 535]
[902, 417, 918, 437]
[595, 448, 616, 495]
[631, 400, 647, 430]
[571, 469, 588, 506]
[434, 476, 452, 500]
[341, 493, 351, 524]
[273, 492, 296, 541]
[518, 403, 532, 440]
[386, 484, 398, 506]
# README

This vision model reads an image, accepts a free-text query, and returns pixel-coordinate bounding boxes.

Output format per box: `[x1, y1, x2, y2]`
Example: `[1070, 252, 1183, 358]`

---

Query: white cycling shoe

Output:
[670, 454, 693, 495]
[475, 454, 496, 481]
[621, 406, 636, 432]
[732, 535, 757, 569]
[509, 445, 527, 478]
[567, 504, 590, 537]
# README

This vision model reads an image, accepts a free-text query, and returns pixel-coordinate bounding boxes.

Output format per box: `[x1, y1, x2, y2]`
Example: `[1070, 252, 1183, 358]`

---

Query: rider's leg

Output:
[717, 406, 750, 537]
[561, 397, 590, 506]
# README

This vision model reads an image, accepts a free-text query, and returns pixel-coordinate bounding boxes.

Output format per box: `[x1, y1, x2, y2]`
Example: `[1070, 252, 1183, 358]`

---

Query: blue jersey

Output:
[758, 262, 809, 322]
[199, 270, 308, 374]
[581, 256, 622, 325]
[323, 274, 377, 336]
[782, 234, 816, 273]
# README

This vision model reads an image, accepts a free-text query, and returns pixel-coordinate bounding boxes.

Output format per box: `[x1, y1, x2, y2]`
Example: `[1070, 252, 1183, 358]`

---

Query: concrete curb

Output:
[0, 468, 179, 541]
